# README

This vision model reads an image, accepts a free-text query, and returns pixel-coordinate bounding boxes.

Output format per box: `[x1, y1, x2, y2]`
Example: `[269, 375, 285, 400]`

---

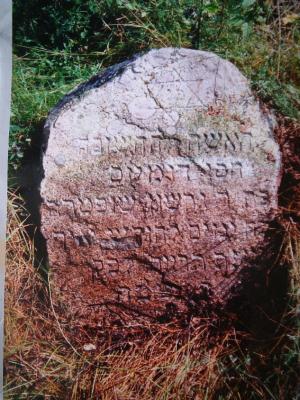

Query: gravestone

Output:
[41, 48, 281, 329]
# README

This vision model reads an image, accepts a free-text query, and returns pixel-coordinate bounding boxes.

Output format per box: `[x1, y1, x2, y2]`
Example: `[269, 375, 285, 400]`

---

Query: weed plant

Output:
[10, 0, 300, 169]
[4, 118, 300, 397]
[5, 0, 300, 398]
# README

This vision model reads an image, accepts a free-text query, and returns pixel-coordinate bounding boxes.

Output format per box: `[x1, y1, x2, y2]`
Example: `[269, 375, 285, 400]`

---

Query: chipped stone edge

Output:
[40, 47, 283, 323]
[41, 47, 282, 210]
[42, 53, 141, 154]
[42, 47, 224, 154]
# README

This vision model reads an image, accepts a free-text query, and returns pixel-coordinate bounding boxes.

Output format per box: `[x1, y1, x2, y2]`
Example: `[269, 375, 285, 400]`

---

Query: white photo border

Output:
[0, 0, 12, 396]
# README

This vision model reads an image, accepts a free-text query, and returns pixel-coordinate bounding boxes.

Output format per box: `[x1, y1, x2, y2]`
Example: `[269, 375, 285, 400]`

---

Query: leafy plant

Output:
[11, 1, 300, 170]
[6, 1, 300, 398]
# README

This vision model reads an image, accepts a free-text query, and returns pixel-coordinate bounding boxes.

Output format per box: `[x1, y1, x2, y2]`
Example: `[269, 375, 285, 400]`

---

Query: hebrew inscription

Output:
[41, 48, 281, 329]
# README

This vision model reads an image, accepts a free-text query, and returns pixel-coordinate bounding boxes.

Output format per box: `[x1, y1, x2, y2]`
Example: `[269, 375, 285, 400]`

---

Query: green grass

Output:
[10, 1, 300, 170]
[10, 49, 102, 169]
[6, 1, 300, 398]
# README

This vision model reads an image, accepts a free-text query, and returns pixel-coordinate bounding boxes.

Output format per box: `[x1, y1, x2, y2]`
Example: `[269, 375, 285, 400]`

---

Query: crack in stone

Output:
[41, 48, 281, 331]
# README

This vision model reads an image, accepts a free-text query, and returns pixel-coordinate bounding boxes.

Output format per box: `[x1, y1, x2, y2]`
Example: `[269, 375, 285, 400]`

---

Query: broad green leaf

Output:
[203, 4, 219, 14]
[242, 22, 250, 38]
[242, 0, 256, 9]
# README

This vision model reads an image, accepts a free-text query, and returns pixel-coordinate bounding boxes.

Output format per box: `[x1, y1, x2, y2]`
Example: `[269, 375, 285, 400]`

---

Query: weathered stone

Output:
[40, 48, 281, 329]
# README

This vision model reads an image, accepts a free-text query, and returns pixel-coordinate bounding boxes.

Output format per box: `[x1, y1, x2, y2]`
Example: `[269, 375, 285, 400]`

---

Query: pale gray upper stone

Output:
[40, 48, 281, 328]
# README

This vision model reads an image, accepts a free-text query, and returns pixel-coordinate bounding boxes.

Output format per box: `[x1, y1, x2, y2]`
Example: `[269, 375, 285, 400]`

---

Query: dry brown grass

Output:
[4, 193, 238, 399]
[4, 118, 300, 399]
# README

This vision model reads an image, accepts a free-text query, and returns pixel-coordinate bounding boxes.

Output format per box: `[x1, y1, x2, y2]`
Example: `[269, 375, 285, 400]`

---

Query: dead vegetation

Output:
[3, 117, 300, 399]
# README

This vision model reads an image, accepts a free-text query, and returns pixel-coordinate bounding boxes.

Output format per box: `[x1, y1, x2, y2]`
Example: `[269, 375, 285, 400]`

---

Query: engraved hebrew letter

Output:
[164, 193, 181, 210]
[61, 199, 75, 216]
[189, 223, 200, 240]
[95, 197, 107, 213]
[154, 226, 166, 244]
[216, 163, 228, 178]
[110, 166, 123, 182]
[91, 259, 104, 280]
[225, 133, 236, 151]
[189, 254, 205, 271]
[231, 161, 243, 178]
[105, 259, 119, 277]
[214, 253, 227, 276]
[128, 163, 142, 181]
[53, 232, 66, 249]
[183, 193, 195, 210]
[78, 197, 93, 216]
[149, 164, 163, 183]
[205, 131, 222, 148]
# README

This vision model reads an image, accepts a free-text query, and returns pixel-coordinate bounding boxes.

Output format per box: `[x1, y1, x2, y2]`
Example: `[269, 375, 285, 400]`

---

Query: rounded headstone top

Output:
[41, 48, 281, 329]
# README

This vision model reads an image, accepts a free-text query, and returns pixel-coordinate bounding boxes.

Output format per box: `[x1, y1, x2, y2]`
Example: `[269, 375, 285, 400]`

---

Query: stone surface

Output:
[40, 48, 281, 329]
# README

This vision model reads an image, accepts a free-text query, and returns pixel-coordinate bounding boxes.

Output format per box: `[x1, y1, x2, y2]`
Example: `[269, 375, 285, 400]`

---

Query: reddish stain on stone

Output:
[40, 48, 281, 329]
